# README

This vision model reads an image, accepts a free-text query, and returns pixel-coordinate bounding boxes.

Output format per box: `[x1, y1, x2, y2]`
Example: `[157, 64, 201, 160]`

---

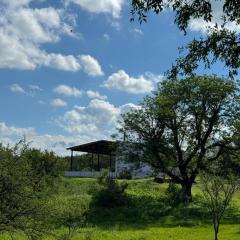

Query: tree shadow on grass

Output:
[86, 194, 240, 231]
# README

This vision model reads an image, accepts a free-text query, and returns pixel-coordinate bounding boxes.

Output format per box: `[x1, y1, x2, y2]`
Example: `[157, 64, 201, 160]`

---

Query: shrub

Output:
[118, 168, 132, 180]
[0, 140, 62, 237]
[154, 177, 164, 183]
[49, 195, 90, 240]
[164, 182, 183, 207]
[92, 170, 128, 208]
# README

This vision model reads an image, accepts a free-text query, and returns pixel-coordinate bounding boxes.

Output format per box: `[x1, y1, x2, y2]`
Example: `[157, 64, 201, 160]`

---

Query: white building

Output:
[64, 140, 154, 179]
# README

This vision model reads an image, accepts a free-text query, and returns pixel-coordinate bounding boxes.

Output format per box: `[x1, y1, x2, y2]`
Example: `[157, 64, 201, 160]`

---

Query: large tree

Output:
[120, 76, 240, 201]
[131, 0, 240, 78]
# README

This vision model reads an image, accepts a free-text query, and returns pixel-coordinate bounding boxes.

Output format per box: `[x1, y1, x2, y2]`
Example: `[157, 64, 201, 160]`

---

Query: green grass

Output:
[2, 177, 240, 240]
[71, 225, 240, 240]
[59, 178, 240, 239]
[2, 225, 240, 240]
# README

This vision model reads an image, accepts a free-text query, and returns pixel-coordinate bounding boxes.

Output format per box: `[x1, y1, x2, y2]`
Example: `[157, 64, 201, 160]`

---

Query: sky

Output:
[0, 0, 236, 155]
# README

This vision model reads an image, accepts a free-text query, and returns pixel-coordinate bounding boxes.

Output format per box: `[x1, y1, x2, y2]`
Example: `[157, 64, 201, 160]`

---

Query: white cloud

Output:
[86, 90, 107, 100]
[0, 121, 35, 137]
[119, 102, 141, 114]
[29, 84, 42, 96]
[50, 98, 67, 107]
[0, 121, 88, 156]
[0, 100, 139, 155]
[41, 53, 82, 71]
[189, 1, 240, 33]
[0, 1, 103, 74]
[10, 83, 43, 96]
[79, 55, 104, 76]
[144, 72, 164, 83]
[10, 84, 26, 94]
[29, 134, 86, 156]
[58, 99, 139, 140]
[65, 0, 125, 18]
[1, 0, 32, 9]
[29, 85, 42, 91]
[103, 70, 155, 94]
[53, 85, 107, 100]
[8, 7, 61, 44]
[103, 33, 110, 40]
[132, 28, 143, 35]
[53, 85, 82, 97]
[63, 99, 119, 129]
[110, 20, 121, 30]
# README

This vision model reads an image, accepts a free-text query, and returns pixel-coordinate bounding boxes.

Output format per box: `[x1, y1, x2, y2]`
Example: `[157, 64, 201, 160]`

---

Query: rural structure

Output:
[65, 140, 154, 178]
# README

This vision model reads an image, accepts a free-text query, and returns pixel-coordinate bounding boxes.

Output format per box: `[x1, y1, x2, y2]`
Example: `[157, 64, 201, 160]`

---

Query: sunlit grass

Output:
[2, 177, 240, 240]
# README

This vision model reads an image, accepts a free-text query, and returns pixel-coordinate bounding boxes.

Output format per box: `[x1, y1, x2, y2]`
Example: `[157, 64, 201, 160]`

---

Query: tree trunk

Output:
[214, 228, 219, 240]
[181, 181, 193, 202]
[214, 220, 219, 240]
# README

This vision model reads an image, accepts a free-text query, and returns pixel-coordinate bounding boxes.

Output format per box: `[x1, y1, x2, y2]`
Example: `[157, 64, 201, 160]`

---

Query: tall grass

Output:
[2, 178, 240, 240]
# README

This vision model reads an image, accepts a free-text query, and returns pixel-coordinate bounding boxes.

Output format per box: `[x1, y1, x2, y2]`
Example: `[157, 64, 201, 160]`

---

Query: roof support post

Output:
[91, 153, 93, 171]
[97, 154, 100, 171]
[109, 154, 112, 171]
[70, 150, 73, 171]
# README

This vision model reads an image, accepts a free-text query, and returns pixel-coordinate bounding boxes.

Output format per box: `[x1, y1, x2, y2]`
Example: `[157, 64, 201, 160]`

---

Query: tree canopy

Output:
[0, 140, 65, 237]
[120, 75, 240, 201]
[131, 0, 240, 77]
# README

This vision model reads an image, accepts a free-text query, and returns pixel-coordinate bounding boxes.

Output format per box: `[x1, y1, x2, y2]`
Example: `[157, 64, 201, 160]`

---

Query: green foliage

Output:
[92, 170, 128, 208]
[49, 195, 90, 240]
[120, 75, 240, 201]
[118, 168, 132, 180]
[23, 148, 66, 180]
[0, 140, 62, 237]
[164, 183, 183, 207]
[169, 28, 240, 79]
[2, 177, 240, 239]
[131, 0, 240, 78]
[65, 153, 115, 172]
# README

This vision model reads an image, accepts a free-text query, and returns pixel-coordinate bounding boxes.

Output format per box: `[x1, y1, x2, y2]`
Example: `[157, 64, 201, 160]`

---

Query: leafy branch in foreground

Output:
[168, 27, 240, 79]
[131, 0, 240, 77]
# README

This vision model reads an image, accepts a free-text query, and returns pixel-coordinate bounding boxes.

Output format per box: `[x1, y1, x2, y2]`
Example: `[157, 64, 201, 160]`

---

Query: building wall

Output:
[64, 171, 117, 178]
[65, 142, 156, 178]
[115, 158, 154, 179]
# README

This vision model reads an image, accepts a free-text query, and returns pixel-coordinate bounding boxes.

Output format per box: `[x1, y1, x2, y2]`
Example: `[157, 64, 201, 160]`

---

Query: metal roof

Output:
[66, 140, 118, 155]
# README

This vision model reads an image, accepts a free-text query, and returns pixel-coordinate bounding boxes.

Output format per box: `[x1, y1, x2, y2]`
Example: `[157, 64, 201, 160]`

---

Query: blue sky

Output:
[0, 0, 233, 155]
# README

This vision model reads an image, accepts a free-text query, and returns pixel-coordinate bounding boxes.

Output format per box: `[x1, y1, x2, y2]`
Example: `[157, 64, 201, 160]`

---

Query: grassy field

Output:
[2, 177, 240, 240]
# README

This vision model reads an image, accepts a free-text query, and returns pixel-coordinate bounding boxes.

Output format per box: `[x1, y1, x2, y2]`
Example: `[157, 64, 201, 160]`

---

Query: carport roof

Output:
[67, 140, 118, 155]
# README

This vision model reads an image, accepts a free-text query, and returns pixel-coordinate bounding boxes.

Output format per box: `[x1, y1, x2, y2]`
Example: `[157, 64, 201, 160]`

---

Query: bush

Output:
[92, 170, 128, 208]
[0, 140, 62, 237]
[154, 177, 164, 183]
[164, 182, 183, 207]
[49, 195, 90, 240]
[118, 168, 132, 180]
[22, 148, 66, 193]
[24, 148, 66, 178]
